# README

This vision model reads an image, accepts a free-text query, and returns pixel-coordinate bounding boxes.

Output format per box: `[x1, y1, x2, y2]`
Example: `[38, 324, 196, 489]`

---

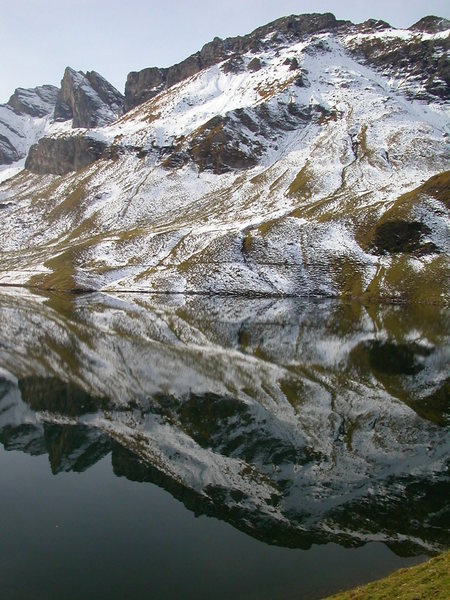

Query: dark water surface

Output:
[0, 447, 421, 600]
[0, 290, 448, 599]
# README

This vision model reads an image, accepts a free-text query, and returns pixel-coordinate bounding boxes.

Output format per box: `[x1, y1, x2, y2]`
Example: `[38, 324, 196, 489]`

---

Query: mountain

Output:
[0, 84, 60, 166]
[0, 13, 449, 302]
[0, 67, 123, 175]
[54, 67, 124, 127]
[0, 289, 448, 553]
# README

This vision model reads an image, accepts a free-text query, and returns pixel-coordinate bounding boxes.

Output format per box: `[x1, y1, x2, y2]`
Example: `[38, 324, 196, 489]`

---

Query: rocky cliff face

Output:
[346, 19, 450, 100]
[410, 15, 450, 33]
[54, 67, 124, 128]
[124, 13, 347, 110]
[0, 85, 60, 165]
[6, 85, 59, 118]
[25, 135, 107, 176]
[124, 13, 449, 110]
[0, 68, 123, 170]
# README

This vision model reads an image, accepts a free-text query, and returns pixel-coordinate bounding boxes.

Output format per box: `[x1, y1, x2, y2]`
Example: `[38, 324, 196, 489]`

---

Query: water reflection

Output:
[0, 289, 448, 556]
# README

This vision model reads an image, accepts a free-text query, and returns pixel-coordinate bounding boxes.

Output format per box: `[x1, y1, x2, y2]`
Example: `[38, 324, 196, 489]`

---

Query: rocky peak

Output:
[346, 16, 450, 101]
[353, 19, 391, 33]
[244, 12, 346, 41]
[0, 84, 60, 166]
[125, 12, 350, 111]
[409, 15, 450, 33]
[54, 67, 124, 128]
[6, 84, 59, 118]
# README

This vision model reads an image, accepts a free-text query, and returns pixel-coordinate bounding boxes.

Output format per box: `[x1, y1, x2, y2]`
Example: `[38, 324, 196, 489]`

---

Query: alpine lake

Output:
[0, 288, 448, 599]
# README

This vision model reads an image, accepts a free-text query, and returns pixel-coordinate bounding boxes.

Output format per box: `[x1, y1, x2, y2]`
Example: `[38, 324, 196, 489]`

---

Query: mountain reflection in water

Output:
[0, 289, 448, 556]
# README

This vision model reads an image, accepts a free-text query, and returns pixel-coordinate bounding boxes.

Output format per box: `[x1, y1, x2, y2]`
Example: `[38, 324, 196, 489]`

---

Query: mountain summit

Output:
[54, 67, 124, 128]
[0, 13, 449, 303]
[0, 66, 123, 169]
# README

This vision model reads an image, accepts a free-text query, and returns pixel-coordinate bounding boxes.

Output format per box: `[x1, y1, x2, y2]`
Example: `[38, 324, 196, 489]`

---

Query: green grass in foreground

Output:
[326, 551, 449, 599]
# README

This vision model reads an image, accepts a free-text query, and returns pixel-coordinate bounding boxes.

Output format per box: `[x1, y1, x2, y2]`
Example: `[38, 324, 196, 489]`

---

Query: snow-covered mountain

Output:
[0, 67, 124, 180]
[0, 289, 448, 553]
[0, 85, 63, 173]
[0, 13, 449, 302]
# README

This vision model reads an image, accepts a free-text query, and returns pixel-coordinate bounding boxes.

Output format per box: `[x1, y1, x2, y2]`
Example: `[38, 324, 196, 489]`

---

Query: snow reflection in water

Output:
[0, 290, 448, 572]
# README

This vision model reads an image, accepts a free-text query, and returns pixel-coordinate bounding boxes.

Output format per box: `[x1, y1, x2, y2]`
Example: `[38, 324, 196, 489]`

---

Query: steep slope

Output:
[124, 12, 349, 110]
[124, 13, 450, 110]
[0, 84, 61, 170]
[345, 17, 450, 100]
[0, 68, 124, 180]
[0, 13, 449, 302]
[54, 67, 124, 127]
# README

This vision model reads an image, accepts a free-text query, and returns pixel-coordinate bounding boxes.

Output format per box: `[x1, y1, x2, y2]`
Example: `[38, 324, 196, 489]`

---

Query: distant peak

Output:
[356, 19, 391, 32]
[409, 15, 450, 33]
[6, 84, 59, 118]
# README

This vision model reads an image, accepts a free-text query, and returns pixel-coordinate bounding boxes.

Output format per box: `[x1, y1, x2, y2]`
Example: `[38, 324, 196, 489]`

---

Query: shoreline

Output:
[325, 551, 450, 599]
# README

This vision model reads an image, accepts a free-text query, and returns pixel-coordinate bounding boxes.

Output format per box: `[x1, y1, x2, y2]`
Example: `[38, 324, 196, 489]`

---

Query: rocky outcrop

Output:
[409, 15, 450, 33]
[1, 12, 448, 303]
[25, 135, 107, 175]
[371, 220, 439, 255]
[354, 19, 391, 33]
[124, 12, 450, 111]
[54, 67, 124, 128]
[0, 134, 20, 165]
[162, 101, 328, 174]
[346, 20, 450, 100]
[6, 85, 59, 118]
[0, 85, 60, 165]
[0, 69, 123, 168]
[124, 67, 166, 111]
[125, 13, 348, 110]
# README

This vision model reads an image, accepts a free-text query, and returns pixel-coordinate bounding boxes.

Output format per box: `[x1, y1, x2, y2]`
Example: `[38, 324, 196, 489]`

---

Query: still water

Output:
[0, 289, 448, 599]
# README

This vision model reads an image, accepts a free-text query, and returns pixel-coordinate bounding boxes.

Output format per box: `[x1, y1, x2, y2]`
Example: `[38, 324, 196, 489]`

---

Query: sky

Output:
[1, 0, 449, 103]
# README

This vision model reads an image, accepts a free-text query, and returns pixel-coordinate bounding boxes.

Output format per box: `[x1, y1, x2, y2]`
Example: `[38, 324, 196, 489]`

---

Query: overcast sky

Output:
[1, 0, 449, 102]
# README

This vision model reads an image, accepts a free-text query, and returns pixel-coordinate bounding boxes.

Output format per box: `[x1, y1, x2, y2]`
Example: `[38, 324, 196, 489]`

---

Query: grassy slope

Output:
[0, 142, 448, 301]
[326, 551, 450, 600]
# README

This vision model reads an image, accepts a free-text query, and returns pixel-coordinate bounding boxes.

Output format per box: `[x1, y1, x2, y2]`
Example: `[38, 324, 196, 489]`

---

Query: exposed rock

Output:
[0, 69, 123, 168]
[25, 135, 107, 175]
[247, 57, 262, 72]
[409, 15, 450, 33]
[0, 84, 60, 166]
[0, 134, 20, 165]
[221, 55, 245, 74]
[124, 67, 166, 111]
[187, 115, 261, 174]
[354, 19, 391, 33]
[0, 13, 449, 303]
[162, 100, 325, 175]
[346, 29, 450, 100]
[6, 85, 59, 118]
[125, 13, 349, 110]
[371, 220, 439, 255]
[54, 67, 124, 128]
